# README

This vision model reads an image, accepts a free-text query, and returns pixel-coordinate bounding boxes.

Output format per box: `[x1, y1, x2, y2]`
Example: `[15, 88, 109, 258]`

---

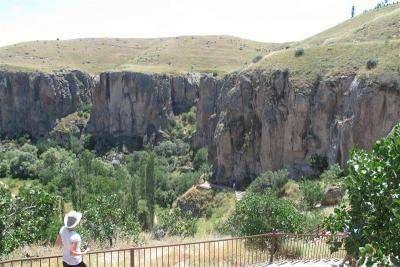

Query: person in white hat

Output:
[55, 211, 89, 267]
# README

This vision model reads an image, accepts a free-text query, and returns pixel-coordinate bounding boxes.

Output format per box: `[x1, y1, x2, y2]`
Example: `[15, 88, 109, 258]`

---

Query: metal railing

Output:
[0, 233, 346, 267]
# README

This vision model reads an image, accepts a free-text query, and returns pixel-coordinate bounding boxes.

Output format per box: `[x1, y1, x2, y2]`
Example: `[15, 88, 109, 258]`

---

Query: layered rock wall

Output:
[87, 72, 201, 148]
[0, 70, 93, 139]
[195, 70, 400, 185]
[1, 68, 399, 186]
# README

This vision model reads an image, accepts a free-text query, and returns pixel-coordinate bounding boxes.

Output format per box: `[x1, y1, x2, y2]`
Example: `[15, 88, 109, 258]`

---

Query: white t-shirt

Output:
[59, 226, 82, 265]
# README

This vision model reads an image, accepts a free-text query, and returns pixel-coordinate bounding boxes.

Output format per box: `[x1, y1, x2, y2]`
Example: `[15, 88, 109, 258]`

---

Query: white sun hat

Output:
[64, 210, 82, 229]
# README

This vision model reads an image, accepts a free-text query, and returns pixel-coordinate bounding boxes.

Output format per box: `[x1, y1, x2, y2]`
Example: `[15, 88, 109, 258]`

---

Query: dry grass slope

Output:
[0, 36, 282, 75]
[250, 3, 400, 90]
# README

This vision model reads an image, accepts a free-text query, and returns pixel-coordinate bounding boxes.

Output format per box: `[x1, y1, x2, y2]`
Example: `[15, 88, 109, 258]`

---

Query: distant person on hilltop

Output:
[55, 211, 90, 267]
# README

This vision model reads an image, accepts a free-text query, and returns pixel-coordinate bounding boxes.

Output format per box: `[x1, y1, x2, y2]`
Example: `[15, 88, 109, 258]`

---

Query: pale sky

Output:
[0, 0, 388, 47]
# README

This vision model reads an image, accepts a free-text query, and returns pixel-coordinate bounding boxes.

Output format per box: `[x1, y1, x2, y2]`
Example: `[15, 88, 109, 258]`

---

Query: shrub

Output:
[0, 185, 59, 256]
[248, 169, 289, 193]
[212, 71, 218, 77]
[20, 143, 38, 155]
[294, 48, 304, 57]
[227, 192, 304, 236]
[252, 54, 263, 63]
[9, 151, 38, 179]
[309, 154, 328, 174]
[175, 187, 214, 217]
[193, 148, 208, 170]
[366, 59, 377, 69]
[301, 180, 324, 209]
[157, 208, 198, 237]
[325, 123, 400, 265]
[0, 162, 8, 177]
[320, 164, 343, 181]
[82, 194, 140, 246]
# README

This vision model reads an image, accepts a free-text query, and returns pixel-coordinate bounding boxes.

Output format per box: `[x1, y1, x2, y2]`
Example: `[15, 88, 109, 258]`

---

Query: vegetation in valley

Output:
[0, 107, 212, 259]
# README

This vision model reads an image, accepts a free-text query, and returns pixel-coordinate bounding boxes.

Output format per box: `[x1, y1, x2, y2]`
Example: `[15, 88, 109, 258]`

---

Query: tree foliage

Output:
[227, 192, 304, 236]
[248, 169, 289, 193]
[301, 180, 324, 209]
[325, 124, 400, 265]
[157, 208, 197, 237]
[0, 185, 58, 257]
[145, 153, 156, 229]
[82, 194, 140, 246]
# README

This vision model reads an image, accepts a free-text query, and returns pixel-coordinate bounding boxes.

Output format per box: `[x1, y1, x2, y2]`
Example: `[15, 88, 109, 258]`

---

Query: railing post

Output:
[269, 233, 278, 263]
[130, 248, 135, 267]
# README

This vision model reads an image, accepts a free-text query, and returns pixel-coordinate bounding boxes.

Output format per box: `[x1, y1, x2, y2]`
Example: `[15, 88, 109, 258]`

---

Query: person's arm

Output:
[55, 234, 62, 247]
[69, 241, 89, 256]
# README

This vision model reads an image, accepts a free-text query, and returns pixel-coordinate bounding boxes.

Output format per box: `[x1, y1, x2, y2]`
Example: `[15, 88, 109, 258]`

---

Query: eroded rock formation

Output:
[87, 72, 201, 148]
[196, 70, 400, 186]
[1, 68, 399, 186]
[0, 70, 93, 139]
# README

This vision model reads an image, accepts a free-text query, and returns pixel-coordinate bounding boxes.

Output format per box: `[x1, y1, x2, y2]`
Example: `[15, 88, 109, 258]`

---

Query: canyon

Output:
[1, 69, 399, 185]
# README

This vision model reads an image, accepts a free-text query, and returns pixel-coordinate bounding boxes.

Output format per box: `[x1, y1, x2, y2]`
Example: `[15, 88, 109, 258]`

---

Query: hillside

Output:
[250, 3, 400, 89]
[0, 35, 281, 74]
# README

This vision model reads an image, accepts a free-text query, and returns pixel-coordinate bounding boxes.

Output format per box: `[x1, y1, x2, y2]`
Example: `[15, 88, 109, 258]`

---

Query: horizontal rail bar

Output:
[0, 233, 346, 265]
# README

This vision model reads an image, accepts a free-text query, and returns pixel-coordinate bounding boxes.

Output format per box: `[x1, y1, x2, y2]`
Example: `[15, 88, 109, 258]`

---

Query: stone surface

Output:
[195, 70, 400, 186]
[2, 69, 400, 187]
[87, 72, 201, 149]
[321, 185, 343, 206]
[0, 70, 93, 139]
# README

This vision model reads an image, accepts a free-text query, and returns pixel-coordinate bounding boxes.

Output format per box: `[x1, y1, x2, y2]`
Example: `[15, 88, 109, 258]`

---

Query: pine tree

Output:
[145, 153, 155, 229]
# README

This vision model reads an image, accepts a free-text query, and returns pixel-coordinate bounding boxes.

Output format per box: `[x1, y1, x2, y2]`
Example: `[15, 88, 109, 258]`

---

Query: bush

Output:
[252, 54, 263, 63]
[0, 162, 8, 177]
[175, 187, 214, 217]
[294, 48, 304, 57]
[301, 181, 324, 209]
[325, 123, 400, 265]
[82, 194, 140, 246]
[248, 169, 289, 193]
[320, 164, 343, 181]
[366, 59, 377, 69]
[227, 192, 304, 236]
[309, 154, 328, 174]
[0, 185, 59, 256]
[157, 208, 198, 237]
[193, 148, 208, 170]
[9, 151, 38, 179]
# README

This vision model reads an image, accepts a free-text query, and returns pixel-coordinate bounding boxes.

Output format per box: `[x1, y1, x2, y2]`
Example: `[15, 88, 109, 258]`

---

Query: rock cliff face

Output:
[1, 68, 399, 186]
[87, 72, 201, 149]
[0, 70, 93, 139]
[195, 70, 400, 186]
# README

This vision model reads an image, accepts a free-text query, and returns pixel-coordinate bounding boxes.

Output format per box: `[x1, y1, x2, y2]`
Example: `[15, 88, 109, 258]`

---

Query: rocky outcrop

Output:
[195, 70, 400, 186]
[87, 72, 201, 149]
[0, 70, 93, 139]
[4, 68, 397, 187]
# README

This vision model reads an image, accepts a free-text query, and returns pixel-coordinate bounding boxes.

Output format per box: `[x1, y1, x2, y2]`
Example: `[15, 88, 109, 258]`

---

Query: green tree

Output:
[228, 192, 304, 236]
[157, 208, 198, 237]
[145, 153, 156, 229]
[193, 148, 208, 170]
[248, 169, 289, 193]
[82, 194, 139, 246]
[325, 124, 400, 265]
[130, 176, 138, 216]
[0, 185, 58, 256]
[301, 180, 324, 209]
[9, 151, 38, 179]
